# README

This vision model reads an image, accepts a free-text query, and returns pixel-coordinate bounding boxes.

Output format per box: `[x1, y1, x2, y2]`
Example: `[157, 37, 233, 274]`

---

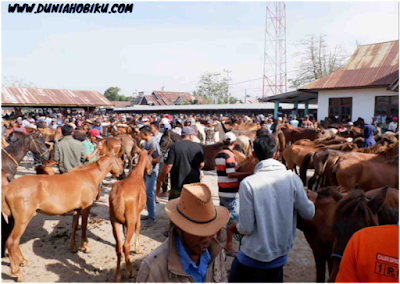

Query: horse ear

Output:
[367, 186, 389, 214]
[329, 187, 343, 202]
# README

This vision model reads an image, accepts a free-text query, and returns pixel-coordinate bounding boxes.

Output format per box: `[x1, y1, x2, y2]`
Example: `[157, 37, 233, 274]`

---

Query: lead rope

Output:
[2, 148, 19, 168]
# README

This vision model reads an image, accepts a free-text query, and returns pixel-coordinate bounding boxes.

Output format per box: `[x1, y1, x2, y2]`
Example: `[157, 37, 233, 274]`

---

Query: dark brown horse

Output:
[2, 132, 50, 181]
[328, 187, 398, 282]
[297, 186, 398, 282]
[159, 130, 245, 171]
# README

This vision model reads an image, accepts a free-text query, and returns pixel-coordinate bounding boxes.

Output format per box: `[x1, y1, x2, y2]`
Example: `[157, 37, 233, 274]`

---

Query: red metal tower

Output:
[262, 2, 287, 98]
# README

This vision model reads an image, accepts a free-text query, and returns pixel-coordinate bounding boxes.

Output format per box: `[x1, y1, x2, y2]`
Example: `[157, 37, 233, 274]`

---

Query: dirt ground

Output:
[2, 160, 319, 283]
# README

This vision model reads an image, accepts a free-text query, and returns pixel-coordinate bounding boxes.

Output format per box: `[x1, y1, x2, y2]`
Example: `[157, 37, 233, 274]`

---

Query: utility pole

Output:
[223, 69, 231, 104]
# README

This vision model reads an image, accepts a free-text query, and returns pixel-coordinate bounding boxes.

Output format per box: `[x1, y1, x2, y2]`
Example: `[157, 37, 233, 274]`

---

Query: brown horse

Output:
[109, 149, 153, 282]
[328, 187, 398, 282]
[2, 132, 50, 181]
[297, 186, 398, 282]
[2, 155, 123, 282]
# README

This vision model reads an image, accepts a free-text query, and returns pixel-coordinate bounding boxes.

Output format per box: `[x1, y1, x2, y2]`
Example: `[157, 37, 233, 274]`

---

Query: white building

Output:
[301, 40, 399, 124]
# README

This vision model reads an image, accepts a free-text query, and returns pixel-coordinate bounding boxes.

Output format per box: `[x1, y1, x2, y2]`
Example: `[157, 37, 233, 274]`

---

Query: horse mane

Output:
[334, 189, 378, 228]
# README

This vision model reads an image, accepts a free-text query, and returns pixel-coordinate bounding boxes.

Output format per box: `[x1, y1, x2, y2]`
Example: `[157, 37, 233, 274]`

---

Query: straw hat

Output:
[165, 183, 229, 236]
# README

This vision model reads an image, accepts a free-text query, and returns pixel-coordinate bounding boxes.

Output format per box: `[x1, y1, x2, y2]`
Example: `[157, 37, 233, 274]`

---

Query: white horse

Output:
[195, 122, 206, 144]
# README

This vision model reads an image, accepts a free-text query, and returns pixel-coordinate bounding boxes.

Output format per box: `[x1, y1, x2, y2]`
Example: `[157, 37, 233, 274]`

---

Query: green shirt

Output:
[53, 136, 86, 174]
[82, 138, 97, 163]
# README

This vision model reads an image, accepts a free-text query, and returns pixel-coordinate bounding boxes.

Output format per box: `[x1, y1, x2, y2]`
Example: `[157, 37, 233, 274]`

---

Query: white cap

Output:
[142, 118, 149, 122]
[223, 132, 236, 142]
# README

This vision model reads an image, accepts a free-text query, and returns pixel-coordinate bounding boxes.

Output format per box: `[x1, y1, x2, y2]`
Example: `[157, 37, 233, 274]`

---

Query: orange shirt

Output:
[336, 225, 399, 283]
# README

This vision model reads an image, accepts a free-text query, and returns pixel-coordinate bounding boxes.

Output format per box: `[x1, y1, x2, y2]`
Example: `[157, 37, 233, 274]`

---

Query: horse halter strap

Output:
[30, 136, 49, 158]
[2, 148, 19, 167]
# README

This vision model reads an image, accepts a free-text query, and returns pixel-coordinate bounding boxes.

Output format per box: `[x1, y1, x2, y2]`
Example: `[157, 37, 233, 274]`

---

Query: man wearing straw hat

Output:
[137, 183, 229, 283]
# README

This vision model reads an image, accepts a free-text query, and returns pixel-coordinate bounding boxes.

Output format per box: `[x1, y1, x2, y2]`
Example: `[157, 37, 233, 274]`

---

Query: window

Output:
[375, 96, 399, 123]
[329, 97, 352, 122]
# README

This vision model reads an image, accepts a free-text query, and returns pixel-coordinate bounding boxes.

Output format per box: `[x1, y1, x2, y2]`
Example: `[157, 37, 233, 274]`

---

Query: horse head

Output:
[29, 132, 50, 161]
[328, 186, 391, 282]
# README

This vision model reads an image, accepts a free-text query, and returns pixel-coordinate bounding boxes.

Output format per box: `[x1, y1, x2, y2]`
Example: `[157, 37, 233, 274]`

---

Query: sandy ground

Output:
[2, 160, 320, 283]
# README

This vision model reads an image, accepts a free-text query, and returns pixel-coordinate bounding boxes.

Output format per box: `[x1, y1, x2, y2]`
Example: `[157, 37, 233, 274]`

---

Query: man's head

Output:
[140, 125, 152, 141]
[37, 122, 47, 133]
[150, 121, 159, 135]
[95, 119, 101, 126]
[16, 117, 23, 126]
[223, 132, 236, 148]
[61, 124, 74, 136]
[393, 117, 398, 122]
[165, 183, 229, 256]
[88, 128, 102, 142]
[181, 126, 195, 141]
[253, 134, 277, 161]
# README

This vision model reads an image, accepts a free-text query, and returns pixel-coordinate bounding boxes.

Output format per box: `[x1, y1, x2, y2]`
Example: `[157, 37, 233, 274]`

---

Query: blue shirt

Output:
[237, 251, 287, 269]
[92, 125, 103, 135]
[175, 234, 211, 283]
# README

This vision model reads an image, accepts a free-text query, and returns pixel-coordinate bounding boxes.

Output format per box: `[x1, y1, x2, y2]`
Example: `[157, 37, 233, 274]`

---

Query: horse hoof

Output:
[20, 259, 28, 267]
[128, 270, 135, 278]
[80, 246, 91, 253]
[114, 274, 122, 282]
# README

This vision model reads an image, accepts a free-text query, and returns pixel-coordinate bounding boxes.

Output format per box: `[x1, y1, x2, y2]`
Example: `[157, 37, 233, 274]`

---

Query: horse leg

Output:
[124, 203, 136, 278]
[135, 212, 142, 254]
[313, 253, 327, 283]
[68, 209, 80, 253]
[6, 218, 30, 282]
[79, 206, 91, 253]
[111, 219, 123, 282]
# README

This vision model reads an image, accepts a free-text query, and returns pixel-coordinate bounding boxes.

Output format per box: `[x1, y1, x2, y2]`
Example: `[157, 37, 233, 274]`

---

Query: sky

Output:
[1, 1, 399, 100]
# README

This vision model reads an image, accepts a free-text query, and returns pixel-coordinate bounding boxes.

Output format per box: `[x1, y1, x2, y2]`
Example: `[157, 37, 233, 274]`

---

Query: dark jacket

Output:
[362, 125, 376, 148]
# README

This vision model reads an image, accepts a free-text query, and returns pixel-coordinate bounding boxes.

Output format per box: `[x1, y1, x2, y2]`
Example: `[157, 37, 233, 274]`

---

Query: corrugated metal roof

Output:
[2, 86, 113, 107]
[113, 103, 318, 112]
[301, 40, 399, 90]
[110, 101, 132, 108]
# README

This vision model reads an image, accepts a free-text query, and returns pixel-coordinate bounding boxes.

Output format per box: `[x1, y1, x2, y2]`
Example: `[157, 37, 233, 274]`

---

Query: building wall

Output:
[317, 88, 398, 124]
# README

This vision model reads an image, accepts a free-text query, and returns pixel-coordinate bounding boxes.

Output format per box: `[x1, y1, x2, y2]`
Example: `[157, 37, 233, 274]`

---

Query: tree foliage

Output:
[104, 87, 130, 101]
[289, 34, 350, 89]
[195, 72, 228, 104]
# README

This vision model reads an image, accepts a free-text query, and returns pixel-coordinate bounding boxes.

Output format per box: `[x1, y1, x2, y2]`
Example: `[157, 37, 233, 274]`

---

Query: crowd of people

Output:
[1, 109, 398, 283]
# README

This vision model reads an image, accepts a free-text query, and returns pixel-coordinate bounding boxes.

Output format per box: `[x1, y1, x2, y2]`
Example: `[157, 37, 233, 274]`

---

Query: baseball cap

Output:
[181, 126, 194, 136]
[142, 118, 149, 122]
[88, 129, 102, 139]
[164, 124, 172, 131]
[223, 132, 236, 142]
[393, 117, 398, 121]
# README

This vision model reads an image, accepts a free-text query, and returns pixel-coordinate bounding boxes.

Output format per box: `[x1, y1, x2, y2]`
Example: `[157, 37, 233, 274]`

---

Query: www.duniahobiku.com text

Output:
[8, 3, 134, 14]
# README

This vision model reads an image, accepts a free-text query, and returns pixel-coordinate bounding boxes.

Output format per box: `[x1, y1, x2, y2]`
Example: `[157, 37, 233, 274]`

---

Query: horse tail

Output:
[300, 152, 313, 186]
[110, 185, 126, 224]
[247, 139, 253, 157]
[278, 131, 286, 152]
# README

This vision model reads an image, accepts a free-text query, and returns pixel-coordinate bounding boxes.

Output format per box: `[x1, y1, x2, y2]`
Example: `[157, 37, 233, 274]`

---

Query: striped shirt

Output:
[301, 120, 314, 129]
[215, 147, 239, 198]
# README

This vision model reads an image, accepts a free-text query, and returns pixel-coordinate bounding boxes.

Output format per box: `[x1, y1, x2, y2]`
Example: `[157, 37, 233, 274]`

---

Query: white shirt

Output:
[290, 120, 299, 129]
[388, 122, 398, 132]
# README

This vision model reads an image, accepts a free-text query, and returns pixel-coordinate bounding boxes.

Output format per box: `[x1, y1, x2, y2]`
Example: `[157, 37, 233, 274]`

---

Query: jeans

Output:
[144, 172, 158, 221]
[229, 257, 283, 283]
[219, 197, 239, 222]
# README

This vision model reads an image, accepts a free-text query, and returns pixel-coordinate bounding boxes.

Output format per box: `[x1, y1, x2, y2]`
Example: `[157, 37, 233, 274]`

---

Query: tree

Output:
[2, 76, 35, 87]
[289, 34, 350, 89]
[195, 72, 228, 104]
[104, 87, 130, 101]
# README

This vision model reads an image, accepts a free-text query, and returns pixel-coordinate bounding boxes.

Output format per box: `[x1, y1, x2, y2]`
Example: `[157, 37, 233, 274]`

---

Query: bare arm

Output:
[86, 148, 98, 161]
[199, 161, 205, 170]
[227, 171, 252, 180]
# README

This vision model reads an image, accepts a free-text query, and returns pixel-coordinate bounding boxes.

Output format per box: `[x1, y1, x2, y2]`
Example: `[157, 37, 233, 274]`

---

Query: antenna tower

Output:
[262, 2, 287, 98]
